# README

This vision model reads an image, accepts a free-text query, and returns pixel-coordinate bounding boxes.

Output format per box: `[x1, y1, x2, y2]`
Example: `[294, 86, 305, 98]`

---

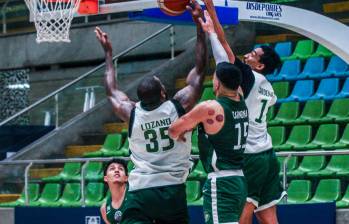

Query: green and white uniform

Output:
[106, 192, 127, 224]
[122, 99, 191, 224]
[234, 58, 286, 212]
[198, 96, 248, 224]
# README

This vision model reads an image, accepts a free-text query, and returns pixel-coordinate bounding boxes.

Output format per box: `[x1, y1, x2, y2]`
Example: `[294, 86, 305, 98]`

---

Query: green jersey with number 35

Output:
[128, 100, 192, 191]
[244, 71, 277, 154]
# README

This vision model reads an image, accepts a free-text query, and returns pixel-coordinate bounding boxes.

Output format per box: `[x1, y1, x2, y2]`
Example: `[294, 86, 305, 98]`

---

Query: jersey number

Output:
[144, 127, 174, 152]
[255, 99, 268, 123]
[234, 122, 248, 150]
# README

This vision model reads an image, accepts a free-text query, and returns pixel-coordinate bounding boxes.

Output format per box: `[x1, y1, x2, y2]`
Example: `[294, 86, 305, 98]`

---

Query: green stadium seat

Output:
[266, 106, 275, 122]
[191, 129, 199, 155]
[54, 183, 81, 207]
[321, 98, 349, 123]
[286, 40, 315, 60]
[288, 156, 326, 178]
[268, 102, 300, 125]
[200, 87, 215, 102]
[272, 82, 290, 99]
[268, 126, 286, 149]
[85, 162, 103, 181]
[309, 155, 349, 178]
[85, 182, 105, 207]
[127, 160, 135, 172]
[303, 124, 339, 150]
[188, 160, 207, 180]
[277, 125, 312, 151]
[42, 162, 81, 182]
[307, 179, 341, 203]
[30, 183, 62, 206]
[336, 185, 349, 208]
[311, 44, 333, 58]
[287, 180, 312, 204]
[277, 156, 297, 176]
[117, 138, 130, 156]
[0, 184, 40, 207]
[84, 134, 124, 157]
[186, 181, 202, 205]
[294, 100, 326, 124]
[323, 124, 349, 149]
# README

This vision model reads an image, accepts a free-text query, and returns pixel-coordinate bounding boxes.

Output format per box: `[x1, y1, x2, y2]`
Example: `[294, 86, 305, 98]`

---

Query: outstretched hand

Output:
[198, 10, 216, 34]
[186, 0, 203, 24]
[95, 27, 112, 54]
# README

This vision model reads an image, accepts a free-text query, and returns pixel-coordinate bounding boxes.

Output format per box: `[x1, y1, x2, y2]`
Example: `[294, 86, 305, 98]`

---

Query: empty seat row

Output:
[267, 56, 349, 81]
[0, 180, 204, 207]
[83, 133, 129, 158]
[272, 78, 349, 102]
[256, 40, 334, 61]
[286, 179, 349, 207]
[278, 154, 349, 178]
[268, 98, 349, 125]
[269, 124, 349, 151]
[0, 182, 105, 207]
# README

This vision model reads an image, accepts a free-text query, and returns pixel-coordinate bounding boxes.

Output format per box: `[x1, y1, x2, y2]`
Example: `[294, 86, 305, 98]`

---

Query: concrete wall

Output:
[0, 21, 195, 70]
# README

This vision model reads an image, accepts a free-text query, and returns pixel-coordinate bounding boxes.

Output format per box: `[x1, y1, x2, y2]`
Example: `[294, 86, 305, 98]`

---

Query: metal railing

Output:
[0, 24, 173, 127]
[1, 0, 11, 33]
[1, 150, 349, 206]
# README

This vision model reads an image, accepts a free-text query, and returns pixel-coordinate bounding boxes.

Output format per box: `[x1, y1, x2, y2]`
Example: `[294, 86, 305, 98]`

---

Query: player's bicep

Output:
[173, 85, 201, 113]
[108, 92, 135, 123]
[169, 102, 210, 139]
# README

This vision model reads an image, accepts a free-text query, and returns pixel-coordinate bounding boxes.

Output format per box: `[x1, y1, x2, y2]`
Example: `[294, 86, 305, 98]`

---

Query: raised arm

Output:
[169, 100, 224, 141]
[202, 0, 236, 63]
[95, 27, 135, 122]
[173, 0, 207, 112]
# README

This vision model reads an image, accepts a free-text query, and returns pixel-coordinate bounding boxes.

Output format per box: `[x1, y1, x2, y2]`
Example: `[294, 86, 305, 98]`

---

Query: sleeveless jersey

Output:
[198, 96, 249, 173]
[105, 191, 127, 224]
[244, 71, 277, 154]
[128, 100, 192, 191]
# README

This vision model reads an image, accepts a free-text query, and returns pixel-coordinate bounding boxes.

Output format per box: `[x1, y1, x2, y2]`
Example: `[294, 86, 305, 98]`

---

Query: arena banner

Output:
[15, 203, 335, 224]
[128, 6, 239, 25]
[120, 0, 349, 63]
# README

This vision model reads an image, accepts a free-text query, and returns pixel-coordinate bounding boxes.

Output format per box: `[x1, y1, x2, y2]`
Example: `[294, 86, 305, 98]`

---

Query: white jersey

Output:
[128, 100, 192, 191]
[244, 71, 277, 154]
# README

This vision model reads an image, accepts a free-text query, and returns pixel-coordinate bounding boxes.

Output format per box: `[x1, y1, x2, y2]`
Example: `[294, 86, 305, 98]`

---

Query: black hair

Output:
[259, 45, 282, 75]
[216, 62, 242, 90]
[137, 76, 162, 108]
[103, 158, 128, 176]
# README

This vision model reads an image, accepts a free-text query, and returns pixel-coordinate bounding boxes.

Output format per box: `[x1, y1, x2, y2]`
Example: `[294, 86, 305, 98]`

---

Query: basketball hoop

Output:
[25, 0, 82, 43]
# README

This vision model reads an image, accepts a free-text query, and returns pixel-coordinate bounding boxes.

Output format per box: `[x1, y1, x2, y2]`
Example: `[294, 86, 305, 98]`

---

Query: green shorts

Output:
[121, 184, 189, 224]
[203, 173, 247, 224]
[243, 149, 286, 212]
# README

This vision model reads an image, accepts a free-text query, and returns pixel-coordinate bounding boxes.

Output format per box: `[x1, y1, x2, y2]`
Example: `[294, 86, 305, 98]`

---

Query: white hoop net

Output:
[25, 0, 81, 43]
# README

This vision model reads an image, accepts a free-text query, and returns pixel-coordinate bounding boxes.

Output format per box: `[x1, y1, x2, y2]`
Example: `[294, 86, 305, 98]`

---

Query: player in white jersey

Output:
[199, 0, 285, 223]
[95, 1, 207, 223]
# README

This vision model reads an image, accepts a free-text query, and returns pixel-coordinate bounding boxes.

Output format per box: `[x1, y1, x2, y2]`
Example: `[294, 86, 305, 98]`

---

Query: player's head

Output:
[243, 45, 281, 75]
[213, 62, 242, 95]
[137, 75, 168, 110]
[103, 158, 128, 185]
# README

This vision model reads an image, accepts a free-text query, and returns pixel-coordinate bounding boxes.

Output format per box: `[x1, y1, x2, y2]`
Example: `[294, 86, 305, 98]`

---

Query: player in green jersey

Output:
[170, 61, 248, 224]
[101, 159, 129, 224]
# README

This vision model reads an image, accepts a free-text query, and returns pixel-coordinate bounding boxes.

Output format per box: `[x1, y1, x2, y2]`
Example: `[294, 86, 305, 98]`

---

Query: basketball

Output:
[158, 0, 190, 16]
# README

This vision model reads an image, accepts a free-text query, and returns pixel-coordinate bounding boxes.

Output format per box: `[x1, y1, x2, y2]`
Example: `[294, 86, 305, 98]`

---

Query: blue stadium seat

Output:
[321, 56, 349, 78]
[278, 80, 314, 103]
[334, 78, 349, 98]
[297, 57, 325, 79]
[268, 60, 301, 81]
[274, 41, 292, 59]
[308, 78, 339, 101]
